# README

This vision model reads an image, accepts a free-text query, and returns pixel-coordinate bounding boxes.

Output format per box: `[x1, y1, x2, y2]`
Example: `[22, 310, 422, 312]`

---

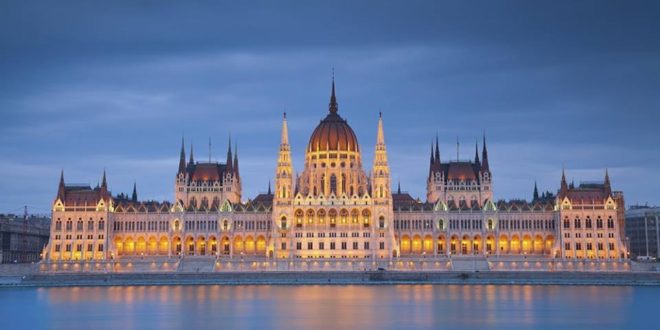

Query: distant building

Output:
[625, 206, 660, 259]
[44, 78, 628, 262]
[0, 214, 50, 263]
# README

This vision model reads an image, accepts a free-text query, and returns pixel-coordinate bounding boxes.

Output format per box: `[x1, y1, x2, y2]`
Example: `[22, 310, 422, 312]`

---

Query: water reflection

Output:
[4, 285, 654, 329]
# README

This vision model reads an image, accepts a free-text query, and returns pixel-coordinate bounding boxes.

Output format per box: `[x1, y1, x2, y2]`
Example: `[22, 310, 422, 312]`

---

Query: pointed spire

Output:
[57, 169, 65, 199]
[481, 132, 490, 172]
[428, 140, 435, 179]
[430, 140, 435, 163]
[178, 136, 186, 174]
[132, 181, 138, 202]
[100, 169, 108, 199]
[397, 180, 401, 194]
[474, 140, 480, 166]
[329, 72, 338, 114]
[226, 135, 233, 173]
[605, 168, 611, 185]
[267, 181, 272, 195]
[233, 142, 239, 178]
[189, 144, 194, 165]
[533, 181, 539, 201]
[101, 169, 107, 188]
[434, 134, 440, 164]
[560, 168, 568, 194]
[604, 168, 611, 195]
[376, 112, 385, 146]
[281, 112, 289, 146]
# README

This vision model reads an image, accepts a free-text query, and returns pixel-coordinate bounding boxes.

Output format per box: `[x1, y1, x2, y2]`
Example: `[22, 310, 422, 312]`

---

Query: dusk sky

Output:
[1, 1, 659, 215]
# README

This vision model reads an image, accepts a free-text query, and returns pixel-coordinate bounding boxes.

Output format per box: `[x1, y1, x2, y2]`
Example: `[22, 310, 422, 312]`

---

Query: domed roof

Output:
[307, 80, 360, 153]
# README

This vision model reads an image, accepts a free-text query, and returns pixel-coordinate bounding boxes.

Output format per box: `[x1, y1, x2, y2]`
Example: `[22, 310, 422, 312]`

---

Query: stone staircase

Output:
[450, 257, 490, 272]
[178, 257, 215, 273]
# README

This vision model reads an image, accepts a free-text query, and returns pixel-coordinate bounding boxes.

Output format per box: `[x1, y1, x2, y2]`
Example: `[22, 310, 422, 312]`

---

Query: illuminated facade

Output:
[45, 79, 628, 264]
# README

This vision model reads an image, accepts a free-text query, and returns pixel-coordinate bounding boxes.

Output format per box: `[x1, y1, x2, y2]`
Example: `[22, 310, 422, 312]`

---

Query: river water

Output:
[1, 285, 658, 329]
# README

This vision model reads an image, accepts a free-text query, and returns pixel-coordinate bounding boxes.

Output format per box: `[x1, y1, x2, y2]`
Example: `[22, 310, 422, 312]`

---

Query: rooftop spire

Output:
[281, 112, 289, 146]
[376, 112, 386, 146]
[101, 169, 107, 188]
[604, 168, 612, 195]
[226, 135, 233, 173]
[474, 140, 480, 166]
[481, 132, 490, 172]
[560, 168, 568, 194]
[533, 181, 539, 201]
[268, 180, 272, 195]
[397, 180, 401, 194]
[178, 136, 186, 174]
[57, 169, 65, 199]
[605, 168, 611, 185]
[329, 72, 338, 114]
[430, 140, 435, 164]
[434, 134, 440, 164]
[132, 181, 138, 202]
[189, 144, 194, 165]
[233, 142, 239, 177]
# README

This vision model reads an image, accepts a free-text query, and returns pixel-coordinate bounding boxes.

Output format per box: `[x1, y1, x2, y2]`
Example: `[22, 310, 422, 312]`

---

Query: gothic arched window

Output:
[341, 174, 346, 194]
[330, 174, 337, 195]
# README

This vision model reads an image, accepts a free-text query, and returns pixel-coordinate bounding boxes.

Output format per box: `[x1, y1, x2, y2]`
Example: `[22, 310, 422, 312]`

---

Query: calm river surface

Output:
[1, 285, 658, 329]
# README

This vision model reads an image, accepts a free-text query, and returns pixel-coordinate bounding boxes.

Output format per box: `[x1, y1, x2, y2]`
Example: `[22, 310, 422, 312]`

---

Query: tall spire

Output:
[604, 168, 612, 195]
[132, 181, 138, 202]
[189, 144, 194, 165]
[281, 112, 289, 145]
[275, 112, 293, 201]
[397, 180, 401, 194]
[100, 169, 108, 199]
[178, 136, 186, 174]
[101, 169, 107, 189]
[481, 133, 490, 172]
[57, 169, 65, 199]
[329, 72, 338, 114]
[233, 142, 239, 178]
[474, 140, 480, 166]
[226, 135, 233, 173]
[372, 112, 391, 200]
[267, 181, 272, 195]
[429, 140, 435, 165]
[560, 168, 568, 194]
[533, 181, 539, 201]
[434, 134, 440, 164]
[376, 112, 386, 146]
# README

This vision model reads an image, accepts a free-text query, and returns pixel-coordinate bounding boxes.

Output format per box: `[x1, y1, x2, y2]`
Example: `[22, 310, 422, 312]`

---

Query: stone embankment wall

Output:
[31, 256, 633, 274]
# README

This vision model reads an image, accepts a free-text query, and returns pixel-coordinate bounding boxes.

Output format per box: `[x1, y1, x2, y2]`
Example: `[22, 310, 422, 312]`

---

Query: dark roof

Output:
[61, 185, 107, 205]
[446, 162, 478, 181]
[392, 193, 417, 208]
[562, 182, 611, 204]
[252, 193, 274, 205]
[187, 162, 228, 182]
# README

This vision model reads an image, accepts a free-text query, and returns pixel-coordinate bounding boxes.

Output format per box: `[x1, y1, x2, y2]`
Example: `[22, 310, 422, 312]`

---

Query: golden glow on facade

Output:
[44, 81, 628, 267]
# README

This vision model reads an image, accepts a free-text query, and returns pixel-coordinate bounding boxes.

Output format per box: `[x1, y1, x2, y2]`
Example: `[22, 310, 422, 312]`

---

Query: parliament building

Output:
[45, 80, 628, 266]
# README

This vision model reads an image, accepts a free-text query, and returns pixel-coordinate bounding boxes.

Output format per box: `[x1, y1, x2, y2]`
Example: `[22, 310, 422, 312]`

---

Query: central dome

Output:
[307, 80, 360, 153]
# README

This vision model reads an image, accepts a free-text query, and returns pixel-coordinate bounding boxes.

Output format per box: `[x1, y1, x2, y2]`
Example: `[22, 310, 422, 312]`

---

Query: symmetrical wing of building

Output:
[46, 80, 628, 262]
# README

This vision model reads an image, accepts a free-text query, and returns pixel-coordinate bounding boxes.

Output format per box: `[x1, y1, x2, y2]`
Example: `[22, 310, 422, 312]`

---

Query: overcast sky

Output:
[1, 1, 659, 214]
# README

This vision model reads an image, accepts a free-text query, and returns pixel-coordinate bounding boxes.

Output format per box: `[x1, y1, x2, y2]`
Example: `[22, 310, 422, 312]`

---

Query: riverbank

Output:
[3, 270, 660, 287]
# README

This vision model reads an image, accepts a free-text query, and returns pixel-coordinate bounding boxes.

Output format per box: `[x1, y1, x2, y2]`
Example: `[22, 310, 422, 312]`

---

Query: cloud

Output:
[1, 1, 659, 212]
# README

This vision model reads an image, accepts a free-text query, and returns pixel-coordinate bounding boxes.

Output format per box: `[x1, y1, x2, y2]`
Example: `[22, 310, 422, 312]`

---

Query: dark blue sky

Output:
[1, 1, 659, 215]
